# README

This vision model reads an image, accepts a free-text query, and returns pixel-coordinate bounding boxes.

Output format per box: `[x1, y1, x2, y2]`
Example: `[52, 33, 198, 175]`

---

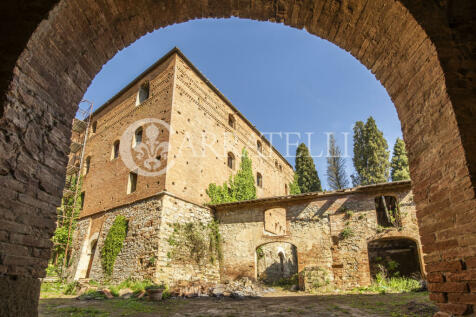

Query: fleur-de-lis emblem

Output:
[133, 124, 169, 171]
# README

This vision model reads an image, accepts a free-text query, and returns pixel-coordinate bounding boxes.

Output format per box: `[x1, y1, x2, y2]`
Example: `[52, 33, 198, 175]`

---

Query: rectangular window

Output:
[374, 196, 401, 227]
[127, 172, 138, 194]
[80, 192, 85, 209]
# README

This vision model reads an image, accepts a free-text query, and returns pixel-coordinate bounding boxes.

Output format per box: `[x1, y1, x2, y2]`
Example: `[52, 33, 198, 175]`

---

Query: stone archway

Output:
[256, 242, 298, 284]
[0, 1, 474, 316]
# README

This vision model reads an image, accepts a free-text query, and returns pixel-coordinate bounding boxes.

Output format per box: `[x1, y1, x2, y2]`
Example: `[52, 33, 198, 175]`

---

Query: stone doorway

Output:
[85, 240, 97, 279]
[368, 238, 421, 279]
[256, 242, 298, 284]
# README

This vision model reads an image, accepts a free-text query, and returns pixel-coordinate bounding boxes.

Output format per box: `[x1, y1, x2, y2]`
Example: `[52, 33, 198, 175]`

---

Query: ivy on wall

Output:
[206, 148, 256, 204]
[167, 220, 222, 266]
[101, 215, 128, 276]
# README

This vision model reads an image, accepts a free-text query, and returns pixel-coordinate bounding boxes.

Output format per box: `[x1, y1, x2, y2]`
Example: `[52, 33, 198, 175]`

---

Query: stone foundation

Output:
[69, 192, 219, 286]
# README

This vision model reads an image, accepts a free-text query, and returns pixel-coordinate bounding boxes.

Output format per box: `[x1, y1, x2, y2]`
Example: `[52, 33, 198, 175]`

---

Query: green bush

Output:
[101, 215, 128, 276]
[339, 227, 354, 240]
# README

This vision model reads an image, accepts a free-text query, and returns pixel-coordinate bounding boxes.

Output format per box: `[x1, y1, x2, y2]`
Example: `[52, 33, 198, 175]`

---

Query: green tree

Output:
[289, 173, 301, 195]
[295, 143, 322, 193]
[351, 117, 390, 186]
[390, 138, 410, 181]
[326, 134, 349, 190]
[206, 148, 256, 203]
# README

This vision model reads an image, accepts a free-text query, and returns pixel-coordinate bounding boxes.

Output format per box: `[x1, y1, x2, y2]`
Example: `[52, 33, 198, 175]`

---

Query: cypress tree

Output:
[289, 173, 301, 195]
[351, 117, 390, 186]
[326, 134, 349, 190]
[295, 143, 322, 193]
[390, 138, 410, 181]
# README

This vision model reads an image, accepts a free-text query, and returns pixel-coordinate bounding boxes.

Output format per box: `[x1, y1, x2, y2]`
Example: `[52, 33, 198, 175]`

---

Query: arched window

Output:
[133, 127, 143, 147]
[257, 140, 262, 153]
[112, 140, 120, 159]
[257, 172, 263, 188]
[278, 251, 285, 273]
[91, 121, 97, 133]
[227, 152, 235, 169]
[136, 81, 149, 106]
[84, 156, 91, 175]
[228, 114, 235, 128]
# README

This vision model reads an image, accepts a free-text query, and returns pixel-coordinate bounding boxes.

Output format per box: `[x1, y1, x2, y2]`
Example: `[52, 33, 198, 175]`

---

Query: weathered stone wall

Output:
[153, 194, 220, 286]
[70, 193, 219, 286]
[215, 182, 422, 290]
[86, 196, 163, 283]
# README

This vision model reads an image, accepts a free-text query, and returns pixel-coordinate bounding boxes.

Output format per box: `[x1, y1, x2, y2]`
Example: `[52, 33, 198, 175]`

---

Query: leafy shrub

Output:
[339, 227, 354, 240]
[256, 246, 264, 259]
[101, 215, 128, 276]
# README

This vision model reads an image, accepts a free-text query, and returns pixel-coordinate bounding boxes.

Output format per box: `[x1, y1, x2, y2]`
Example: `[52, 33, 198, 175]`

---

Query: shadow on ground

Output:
[39, 292, 437, 317]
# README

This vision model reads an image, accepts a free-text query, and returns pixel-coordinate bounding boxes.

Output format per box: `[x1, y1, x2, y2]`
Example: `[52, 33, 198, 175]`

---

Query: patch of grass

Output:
[339, 227, 354, 240]
[355, 273, 421, 294]
[56, 307, 109, 317]
[108, 278, 155, 296]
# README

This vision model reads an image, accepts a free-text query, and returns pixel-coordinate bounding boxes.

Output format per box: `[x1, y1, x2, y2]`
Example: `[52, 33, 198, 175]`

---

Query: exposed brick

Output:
[428, 282, 469, 293]
[437, 303, 472, 315]
[428, 272, 445, 283]
[447, 293, 476, 305]
[426, 260, 464, 273]
[430, 292, 448, 303]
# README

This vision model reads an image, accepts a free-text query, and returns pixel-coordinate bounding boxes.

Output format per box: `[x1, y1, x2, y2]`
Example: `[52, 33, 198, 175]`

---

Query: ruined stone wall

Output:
[79, 55, 175, 218]
[70, 193, 219, 286]
[167, 54, 294, 204]
[216, 200, 333, 281]
[84, 196, 163, 283]
[153, 194, 220, 286]
[215, 183, 422, 290]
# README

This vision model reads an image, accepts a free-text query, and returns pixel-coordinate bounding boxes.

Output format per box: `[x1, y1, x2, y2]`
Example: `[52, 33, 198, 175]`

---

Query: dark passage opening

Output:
[368, 238, 421, 278]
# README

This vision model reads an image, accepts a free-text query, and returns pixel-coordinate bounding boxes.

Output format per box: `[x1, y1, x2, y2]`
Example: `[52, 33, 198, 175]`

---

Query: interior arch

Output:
[0, 1, 475, 316]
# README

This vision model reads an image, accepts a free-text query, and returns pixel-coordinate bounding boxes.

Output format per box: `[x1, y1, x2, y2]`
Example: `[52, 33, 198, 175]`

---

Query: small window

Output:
[134, 127, 143, 147]
[285, 184, 288, 195]
[279, 164, 283, 172]
[228, 114, 236, 128]
[257, 140, 262, 153]
[112, 140, 120, 159]
[127, 171, 138, 194]
[80, 192, 85, 209]
[84, 156, 91, 175]
[92, 121, 97, 133]
[275, 161, 279, 168]
[227, 152, 235, 169]
[257, 172, 263, 188]
[136, 81, 150, 106]
[374, 196, 401, 227]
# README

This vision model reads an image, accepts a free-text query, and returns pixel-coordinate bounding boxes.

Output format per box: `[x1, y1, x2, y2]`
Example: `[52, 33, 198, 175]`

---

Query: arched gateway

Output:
[0, 1, 474, 316]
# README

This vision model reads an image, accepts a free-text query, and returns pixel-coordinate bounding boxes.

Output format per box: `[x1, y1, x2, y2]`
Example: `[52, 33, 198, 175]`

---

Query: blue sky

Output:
[82, 18, 402, 190]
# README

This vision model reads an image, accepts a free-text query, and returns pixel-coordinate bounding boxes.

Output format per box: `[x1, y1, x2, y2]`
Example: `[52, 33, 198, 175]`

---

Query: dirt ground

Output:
[39, 290, 437, 317]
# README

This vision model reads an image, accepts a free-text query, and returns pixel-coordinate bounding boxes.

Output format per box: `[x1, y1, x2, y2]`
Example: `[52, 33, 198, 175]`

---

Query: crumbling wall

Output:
[257, 242, 297, 283]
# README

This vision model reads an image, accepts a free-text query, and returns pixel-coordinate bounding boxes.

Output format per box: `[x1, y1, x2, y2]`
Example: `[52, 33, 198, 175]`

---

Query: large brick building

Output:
[74, 47, 294, 218]
[68, 49, 422, 290]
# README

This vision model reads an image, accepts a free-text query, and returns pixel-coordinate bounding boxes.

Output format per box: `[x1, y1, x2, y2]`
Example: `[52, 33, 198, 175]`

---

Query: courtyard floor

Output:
[39, 290, 437, 317]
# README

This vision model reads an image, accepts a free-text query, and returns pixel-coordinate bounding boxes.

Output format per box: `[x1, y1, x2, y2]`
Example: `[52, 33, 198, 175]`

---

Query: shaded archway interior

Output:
[1, 0, 475, 316]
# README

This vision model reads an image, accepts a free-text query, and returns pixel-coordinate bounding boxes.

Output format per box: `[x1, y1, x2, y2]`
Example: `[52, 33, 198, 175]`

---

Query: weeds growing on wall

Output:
[167, 220, 222, 266]
[355, 272, 421, 294]
[339, 227, 355, 240]
[101, 215, 128, 276]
